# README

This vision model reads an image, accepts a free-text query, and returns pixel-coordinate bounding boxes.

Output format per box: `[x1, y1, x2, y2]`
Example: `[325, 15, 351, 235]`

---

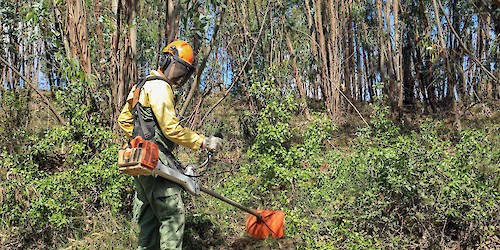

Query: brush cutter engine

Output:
[118, 136, 159, 175]
[118, 136, 202, 195]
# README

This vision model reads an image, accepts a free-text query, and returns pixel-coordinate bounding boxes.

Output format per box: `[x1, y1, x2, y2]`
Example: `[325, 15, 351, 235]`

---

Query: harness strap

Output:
[131, 75, 168, 140]
[130, 75, 186, 172]
[132, 75, 167, 108]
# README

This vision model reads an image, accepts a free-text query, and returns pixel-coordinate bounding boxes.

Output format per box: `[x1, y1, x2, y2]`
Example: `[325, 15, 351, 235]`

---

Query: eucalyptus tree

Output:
[1, 0, 498, 130]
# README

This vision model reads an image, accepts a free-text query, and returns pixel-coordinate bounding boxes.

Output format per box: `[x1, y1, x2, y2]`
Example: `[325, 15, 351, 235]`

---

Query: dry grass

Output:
[60, 210, 137, 250]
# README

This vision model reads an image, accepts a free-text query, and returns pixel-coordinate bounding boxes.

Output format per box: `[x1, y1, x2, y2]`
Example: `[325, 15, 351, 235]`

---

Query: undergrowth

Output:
[208, 72, 500, 249]
[0, 61, 134, 249]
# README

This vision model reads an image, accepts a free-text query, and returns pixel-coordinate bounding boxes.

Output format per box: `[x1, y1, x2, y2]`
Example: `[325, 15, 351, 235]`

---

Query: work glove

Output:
[202, 134, 223, 152]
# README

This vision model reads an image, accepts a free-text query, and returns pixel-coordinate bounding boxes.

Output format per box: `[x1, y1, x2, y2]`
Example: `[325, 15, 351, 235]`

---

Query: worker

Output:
[118, 40, 223, 250]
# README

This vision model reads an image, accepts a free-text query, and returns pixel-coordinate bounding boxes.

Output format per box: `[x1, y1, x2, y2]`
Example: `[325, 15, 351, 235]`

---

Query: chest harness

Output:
[130, 75, 168, 142]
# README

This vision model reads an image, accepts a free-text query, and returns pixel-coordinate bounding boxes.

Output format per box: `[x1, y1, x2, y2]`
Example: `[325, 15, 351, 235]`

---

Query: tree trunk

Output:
[94, 0, 106, 61]
[402, 40, 414, 109]
[361, 21, 375, 101]
[66, 0, 95, 111]
[66, 0, 91, 74]
[110, 0, 138, 129]
[384, 0, 396, 105]
[166, 0, 180, 43]
[304, 0, 320, 101]
[314, 0, 331, 114]
[328, 0, 342, 116]
[355, 24, 364, 102]
[53, 0, 70, 60]
[485, 14, 493, 100]
[393, 0, 404, 109]
[285, 26, 310, 120]
[343, 1, 353, 112]
[376, 0, 387, 99]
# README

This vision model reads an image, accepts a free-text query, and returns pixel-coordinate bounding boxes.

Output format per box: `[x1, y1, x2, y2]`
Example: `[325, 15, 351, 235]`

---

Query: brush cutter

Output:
[118, 136, 285, 239]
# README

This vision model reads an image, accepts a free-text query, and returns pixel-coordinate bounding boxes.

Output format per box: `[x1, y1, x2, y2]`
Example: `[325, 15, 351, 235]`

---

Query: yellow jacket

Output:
[118, 70, 204, 150]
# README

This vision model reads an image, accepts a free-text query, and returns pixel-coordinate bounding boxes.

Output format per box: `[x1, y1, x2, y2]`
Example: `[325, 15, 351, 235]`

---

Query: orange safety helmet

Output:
[162, 40, 194, 65]
[160, 40, 195, 83]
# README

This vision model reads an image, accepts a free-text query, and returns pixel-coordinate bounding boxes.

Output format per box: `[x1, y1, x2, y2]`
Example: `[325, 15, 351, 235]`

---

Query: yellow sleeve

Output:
[118, 87, 136, 138]
[145, 80, 205, 150]
[118, 100, 134, 138]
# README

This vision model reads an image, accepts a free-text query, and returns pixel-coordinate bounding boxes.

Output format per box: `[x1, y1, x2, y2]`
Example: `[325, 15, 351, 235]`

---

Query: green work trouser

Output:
[133, 173, 185, 250]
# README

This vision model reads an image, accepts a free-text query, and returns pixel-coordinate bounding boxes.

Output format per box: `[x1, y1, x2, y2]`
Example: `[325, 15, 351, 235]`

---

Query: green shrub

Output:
[0, 61, 134, 248]
[223, 96, 499, 249]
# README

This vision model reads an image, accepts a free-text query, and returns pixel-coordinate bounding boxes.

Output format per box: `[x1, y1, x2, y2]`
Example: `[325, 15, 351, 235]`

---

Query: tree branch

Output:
[179, 0, 228, 117]
[436, 0, 499, 83]
[198, 5, 270, 127]
[0, 55, 66, 125]
[328, 78, 369, 127]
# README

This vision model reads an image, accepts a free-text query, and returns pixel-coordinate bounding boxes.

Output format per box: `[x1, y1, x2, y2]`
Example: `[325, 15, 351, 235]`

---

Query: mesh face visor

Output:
[164, 50, 195, 84]
[175, 55, 195, 84]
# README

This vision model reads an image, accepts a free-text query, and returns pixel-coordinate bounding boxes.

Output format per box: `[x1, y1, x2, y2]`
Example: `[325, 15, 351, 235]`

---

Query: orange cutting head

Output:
[245, 210, 285, 239]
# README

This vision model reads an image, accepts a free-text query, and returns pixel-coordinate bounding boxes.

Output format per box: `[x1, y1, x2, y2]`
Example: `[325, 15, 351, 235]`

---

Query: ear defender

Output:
[159, 53, 172, 71]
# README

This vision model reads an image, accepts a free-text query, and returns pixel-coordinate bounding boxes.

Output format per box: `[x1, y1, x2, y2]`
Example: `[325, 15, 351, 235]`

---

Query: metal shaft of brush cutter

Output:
[199, 186, 262, 219]
[151, 152, 261, 219]
[152, 151, 284, 239]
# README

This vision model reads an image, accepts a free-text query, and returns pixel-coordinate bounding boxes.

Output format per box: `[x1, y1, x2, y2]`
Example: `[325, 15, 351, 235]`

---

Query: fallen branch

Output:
[0, 55, 66, 124]
[327, 78, 369, 127]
